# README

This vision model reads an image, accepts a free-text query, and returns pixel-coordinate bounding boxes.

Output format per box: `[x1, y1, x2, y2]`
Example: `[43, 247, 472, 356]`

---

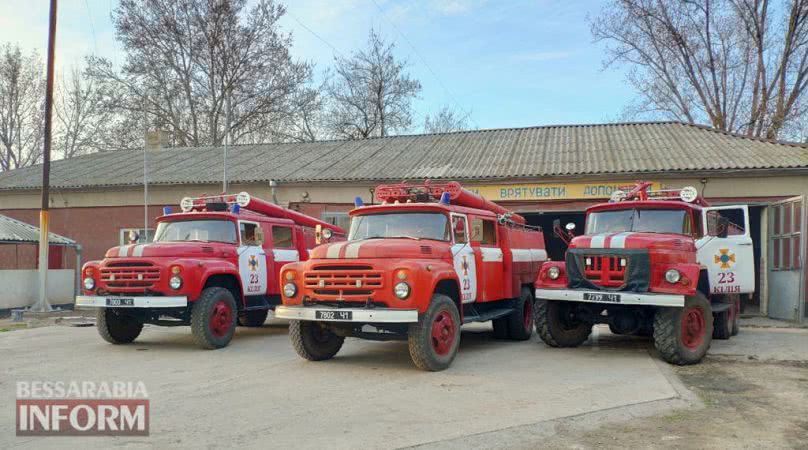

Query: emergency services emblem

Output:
[249, 255, 259, 272]
[714, 248, 735, 269]
[462, 256, 470, 277]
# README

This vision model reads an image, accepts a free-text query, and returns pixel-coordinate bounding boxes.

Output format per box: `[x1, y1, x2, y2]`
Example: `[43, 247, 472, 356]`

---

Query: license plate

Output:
[583, 292, 621, 303]
[315, 310, 353, 321]
[106, 297, 135, 307]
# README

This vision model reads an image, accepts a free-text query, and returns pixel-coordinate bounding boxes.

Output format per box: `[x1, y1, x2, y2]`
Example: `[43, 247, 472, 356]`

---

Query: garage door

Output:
[767, 196, 806, 321]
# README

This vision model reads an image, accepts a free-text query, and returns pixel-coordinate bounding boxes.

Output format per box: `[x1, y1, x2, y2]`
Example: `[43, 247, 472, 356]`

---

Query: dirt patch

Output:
[536, 358, 808, 449]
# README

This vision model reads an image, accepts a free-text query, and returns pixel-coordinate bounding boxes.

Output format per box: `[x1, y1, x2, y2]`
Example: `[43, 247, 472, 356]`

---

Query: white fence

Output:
[0, 270, 75, 310]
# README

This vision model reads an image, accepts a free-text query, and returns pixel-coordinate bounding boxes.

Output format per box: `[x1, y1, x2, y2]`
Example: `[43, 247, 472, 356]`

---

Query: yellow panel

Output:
[467, 181, 663, 201]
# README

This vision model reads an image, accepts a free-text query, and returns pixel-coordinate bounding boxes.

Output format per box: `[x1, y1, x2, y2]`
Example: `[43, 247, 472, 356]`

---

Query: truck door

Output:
[270, 225, 300, 295]
[451, 214, 477, 304]
[238, 221, 268, 296]
[767, 196, 805, 321]
[471, 217, 502, 301]
[696, 205, 755, 296]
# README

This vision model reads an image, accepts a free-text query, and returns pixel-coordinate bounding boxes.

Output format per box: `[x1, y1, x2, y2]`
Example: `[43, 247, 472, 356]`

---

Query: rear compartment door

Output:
[696, 205, 754, 296]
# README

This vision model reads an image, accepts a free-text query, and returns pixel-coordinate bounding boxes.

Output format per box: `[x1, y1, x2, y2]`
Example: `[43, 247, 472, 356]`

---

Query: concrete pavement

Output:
[1, 322, 688, 449]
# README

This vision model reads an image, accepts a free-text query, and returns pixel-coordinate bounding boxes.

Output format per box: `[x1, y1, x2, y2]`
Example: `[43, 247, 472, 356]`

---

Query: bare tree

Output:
[423, 104, 471, 133]
[592, 0, 808, 139]
[0, 43, 44, 171]
[54, 65, 118, 158]
[328, 29, 421, 139]
[87, 0, 311, 147]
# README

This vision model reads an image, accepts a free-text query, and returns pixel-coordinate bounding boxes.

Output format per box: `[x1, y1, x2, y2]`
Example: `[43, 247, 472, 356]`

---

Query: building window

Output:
[772, 201, 802, 270]
[119, 228, 154, 245]
[273, 226, 294, 248]
[321, 212, 350, 231]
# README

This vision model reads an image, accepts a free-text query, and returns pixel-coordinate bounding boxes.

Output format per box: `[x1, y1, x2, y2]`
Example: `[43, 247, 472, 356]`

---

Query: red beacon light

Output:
[609, 181, 708, 206]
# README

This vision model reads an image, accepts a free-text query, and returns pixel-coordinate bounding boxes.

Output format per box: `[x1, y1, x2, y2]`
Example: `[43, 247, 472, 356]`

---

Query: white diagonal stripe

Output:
[590, 234, 607, 249]
[326, 242, 347, 259]
[609, 232, 633, 249]
[132, 245, 146, 257]
[344, 241, 365, 259]
[117, 245, 132, 257]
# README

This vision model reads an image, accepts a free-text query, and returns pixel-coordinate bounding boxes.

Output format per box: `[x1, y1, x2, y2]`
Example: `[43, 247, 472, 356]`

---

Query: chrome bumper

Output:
[75, 295, 188, 308]
[274, 305, 419, 323]
[535, 289, 685, 307]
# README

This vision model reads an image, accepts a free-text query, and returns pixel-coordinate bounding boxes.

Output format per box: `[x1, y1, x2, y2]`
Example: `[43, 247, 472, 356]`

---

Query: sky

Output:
[0, 0, 636, 131]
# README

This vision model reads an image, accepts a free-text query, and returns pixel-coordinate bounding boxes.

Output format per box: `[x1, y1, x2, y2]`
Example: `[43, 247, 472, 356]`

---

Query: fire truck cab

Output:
[274, 181, 547, 371]
[76, 193, 345, 349]
[535, 181, 753, 365]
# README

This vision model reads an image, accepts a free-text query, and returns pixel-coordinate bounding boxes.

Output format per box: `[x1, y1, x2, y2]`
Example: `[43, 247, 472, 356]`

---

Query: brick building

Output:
[0, 122, 806, 321]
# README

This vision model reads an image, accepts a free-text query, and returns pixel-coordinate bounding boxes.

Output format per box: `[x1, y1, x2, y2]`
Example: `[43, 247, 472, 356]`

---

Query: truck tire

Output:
[730, 295, 741, 336]
[492, 288, 534, 340]
[289, 320, 345, 361]
[506, 288, 534, 340]
[654, 293, 713, 365]
[191, 287, 238, 349]
[238, 309, 268, 327]
[534, 297, 592, 347]
[408, 294, 461, 371]
[712, 295, 737, 340]
[96, 309, 143, 344]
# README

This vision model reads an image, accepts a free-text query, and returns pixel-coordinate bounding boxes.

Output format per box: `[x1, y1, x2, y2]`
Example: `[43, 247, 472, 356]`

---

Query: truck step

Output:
[462, 307, 514, 324]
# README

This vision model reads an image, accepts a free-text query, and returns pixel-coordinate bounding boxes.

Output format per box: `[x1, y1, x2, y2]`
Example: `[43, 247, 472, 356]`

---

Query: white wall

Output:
[0, 270, 75, 310]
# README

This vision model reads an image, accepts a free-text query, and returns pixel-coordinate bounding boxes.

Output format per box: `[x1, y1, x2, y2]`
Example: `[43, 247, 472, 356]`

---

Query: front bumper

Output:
[535, 288, 684, 307]
[275, 305, 418, 323]
[75, 295, 188, 308]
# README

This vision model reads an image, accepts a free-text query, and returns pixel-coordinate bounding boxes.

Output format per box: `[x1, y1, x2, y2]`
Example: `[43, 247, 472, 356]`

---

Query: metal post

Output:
[223, 93, 231, 193]
[74, 244, 82, 296]
[33, 0, 58, 312]
[143, 97, 149, 242]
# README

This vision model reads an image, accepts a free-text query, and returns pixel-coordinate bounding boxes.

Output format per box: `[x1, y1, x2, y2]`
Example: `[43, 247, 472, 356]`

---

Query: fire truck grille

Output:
[305, 266, 384, 300]
[101, 264, 161, 289]
[582, 255, 627, 288]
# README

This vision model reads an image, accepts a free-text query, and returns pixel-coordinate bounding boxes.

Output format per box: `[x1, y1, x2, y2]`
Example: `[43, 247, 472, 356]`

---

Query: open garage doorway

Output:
[521, 211, 586, 261]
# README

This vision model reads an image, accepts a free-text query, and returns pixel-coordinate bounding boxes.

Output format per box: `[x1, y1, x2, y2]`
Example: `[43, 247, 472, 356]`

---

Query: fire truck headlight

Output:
[83, 277, 95, 290]
[394, 282, 411, 299]
[547, 266, 561, 280]
[169, 276, 183, 290]
[283, 282, 297, 298]
[665, 269, 681, 284]
[322, 228, 333, 240]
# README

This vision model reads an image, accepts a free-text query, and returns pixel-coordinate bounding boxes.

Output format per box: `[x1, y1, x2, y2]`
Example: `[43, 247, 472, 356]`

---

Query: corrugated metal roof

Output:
[0, 121, 806, 190]
[0, 215, 76, 245]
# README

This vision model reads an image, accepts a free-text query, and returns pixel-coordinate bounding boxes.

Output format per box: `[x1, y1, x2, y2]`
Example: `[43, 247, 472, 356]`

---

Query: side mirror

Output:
[565, 222, 576, 231]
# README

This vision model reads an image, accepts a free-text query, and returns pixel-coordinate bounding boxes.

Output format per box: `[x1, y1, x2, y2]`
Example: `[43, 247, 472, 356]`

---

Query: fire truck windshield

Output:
[154, 219, 239, 244]
[586, 208, 690, 235]
[348, 212, 450, 241]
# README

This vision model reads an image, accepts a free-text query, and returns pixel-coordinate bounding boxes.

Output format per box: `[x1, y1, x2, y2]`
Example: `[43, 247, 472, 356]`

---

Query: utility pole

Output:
[143, 96, 149, 243]
[223, 92, 231, 193]
[33, 0, 58, 312]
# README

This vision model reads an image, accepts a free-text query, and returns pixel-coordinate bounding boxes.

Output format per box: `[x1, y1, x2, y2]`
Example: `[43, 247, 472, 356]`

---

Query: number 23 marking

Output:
[718, 272, 735, 284]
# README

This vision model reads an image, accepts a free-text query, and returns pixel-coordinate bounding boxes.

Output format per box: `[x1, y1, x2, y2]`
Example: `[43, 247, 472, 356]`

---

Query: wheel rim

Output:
[431, 310, 456, 356]
[681, 307, 706, 349]
[523, 298, 534, 331]
[209, 299, 233, 338]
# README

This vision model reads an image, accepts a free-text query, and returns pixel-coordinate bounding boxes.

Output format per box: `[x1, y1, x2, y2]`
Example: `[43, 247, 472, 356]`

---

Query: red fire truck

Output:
[76, 193, 345, 349]
[274, 181, 547, 371]
[535, 182, 752, 364]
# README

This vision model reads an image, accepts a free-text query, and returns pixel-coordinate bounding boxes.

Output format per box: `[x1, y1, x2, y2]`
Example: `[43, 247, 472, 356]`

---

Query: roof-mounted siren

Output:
[609, 190, 627, 203]
[679, 186, 698, 203]
[180, 197, 194, 212]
